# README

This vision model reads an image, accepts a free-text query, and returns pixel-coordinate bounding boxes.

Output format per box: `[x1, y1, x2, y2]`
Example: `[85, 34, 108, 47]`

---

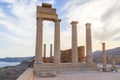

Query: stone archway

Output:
[35, 3, 61, 64]
[34, 3, 97, 77]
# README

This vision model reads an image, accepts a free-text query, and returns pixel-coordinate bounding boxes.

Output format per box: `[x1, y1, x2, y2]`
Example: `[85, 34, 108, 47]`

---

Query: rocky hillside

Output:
[0, 57, 32, 62]
[0, 57, 34, 80]
[93, 47, 120, 64]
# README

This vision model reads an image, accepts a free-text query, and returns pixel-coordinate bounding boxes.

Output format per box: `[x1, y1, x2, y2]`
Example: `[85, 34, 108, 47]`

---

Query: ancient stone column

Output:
[86, 23, 93, 63]
[44, 44, 46, 58]
[50, 44, 52, 58]
[35, 18, 43, 63]
[102, 43, 107, 68]
[71, 21, 78, 63]
[54, 19, 61, 63]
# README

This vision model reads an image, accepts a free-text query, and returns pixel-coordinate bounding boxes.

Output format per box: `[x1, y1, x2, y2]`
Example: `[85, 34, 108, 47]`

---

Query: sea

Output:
[0, 62, 20, 68]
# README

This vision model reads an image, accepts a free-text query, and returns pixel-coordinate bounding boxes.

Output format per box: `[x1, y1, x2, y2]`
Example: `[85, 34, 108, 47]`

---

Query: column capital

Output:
[37, 17, 43, 20]
[50, 44, 52, 46]
[71, 21, 78, 25]
[54, 19, 61, 22]
[37, 17, 43, 23]
[102, 42, 105, 45]
[85, 23, 91, 29]
[85, 23, 91, 26]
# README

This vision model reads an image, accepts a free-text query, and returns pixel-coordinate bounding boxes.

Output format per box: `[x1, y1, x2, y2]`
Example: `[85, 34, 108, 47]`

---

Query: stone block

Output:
[102, 67, 110, 72]
[36, 71, 56, 77]
[110, 67, 118, 72]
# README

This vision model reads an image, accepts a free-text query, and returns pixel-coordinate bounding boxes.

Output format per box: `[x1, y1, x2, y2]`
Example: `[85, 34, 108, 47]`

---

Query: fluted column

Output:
[71, 21, 78, 63]
[35, 18, 43, 63]
[44, 44, 46, 58]
[86, 23, 93, 63]
[50, 44, 52, 58]
[102, 43, 107, 68]
[54, 19, 61, 63]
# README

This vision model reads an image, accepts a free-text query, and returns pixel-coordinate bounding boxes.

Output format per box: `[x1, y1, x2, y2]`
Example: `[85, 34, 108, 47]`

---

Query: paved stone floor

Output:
[34, 70, 120, 80]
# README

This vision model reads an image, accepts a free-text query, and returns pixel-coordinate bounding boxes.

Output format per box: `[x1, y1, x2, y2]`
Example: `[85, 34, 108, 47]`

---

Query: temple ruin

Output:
[34, 3, 97, 77]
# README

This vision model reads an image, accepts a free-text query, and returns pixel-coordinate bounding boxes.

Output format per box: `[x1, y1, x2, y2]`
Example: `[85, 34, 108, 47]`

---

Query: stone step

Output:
[35, 67, 98, 73]
[34, 63, 98, 74]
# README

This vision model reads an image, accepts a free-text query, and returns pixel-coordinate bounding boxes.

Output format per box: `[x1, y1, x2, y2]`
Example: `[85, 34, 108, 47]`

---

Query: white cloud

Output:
[60, 0, 120, 51]
[0, 0, 55, 57]
[0, 0, 120, 57]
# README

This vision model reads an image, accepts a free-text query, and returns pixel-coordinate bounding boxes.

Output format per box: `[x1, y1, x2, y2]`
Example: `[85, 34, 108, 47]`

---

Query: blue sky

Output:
[0, 0, 120, 58]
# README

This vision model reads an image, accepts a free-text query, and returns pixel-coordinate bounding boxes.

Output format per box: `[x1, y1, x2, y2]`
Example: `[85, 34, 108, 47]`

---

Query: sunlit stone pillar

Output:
[71, 21, 78, 63]
[50, 44, 52, 58]
[44, 44, 46, 58]
[102, 43, 107, 68]
[35, 18, 43, 63]
[54, 19, 61, 63]
[86, 23, 93, 63]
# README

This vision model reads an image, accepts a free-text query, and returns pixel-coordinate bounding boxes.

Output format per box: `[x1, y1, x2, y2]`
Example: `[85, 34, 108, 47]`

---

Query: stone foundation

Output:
[34, 63, 98, 77]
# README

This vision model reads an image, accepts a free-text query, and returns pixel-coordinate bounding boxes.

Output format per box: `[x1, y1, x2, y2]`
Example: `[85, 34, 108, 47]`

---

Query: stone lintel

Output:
[37, 13, 58, 21]
[37, 6, 56, 15]
[42, 3, 52, 8]
[37, 3, 59, 21]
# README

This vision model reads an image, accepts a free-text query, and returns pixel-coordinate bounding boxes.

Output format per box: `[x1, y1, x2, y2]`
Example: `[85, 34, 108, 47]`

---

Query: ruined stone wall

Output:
[43, 46, 85, 63]
[113, 56, 120, 64]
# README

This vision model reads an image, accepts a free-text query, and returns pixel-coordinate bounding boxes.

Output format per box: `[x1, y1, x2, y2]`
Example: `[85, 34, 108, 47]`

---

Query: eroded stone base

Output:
[101, 67, 118, 72]
[34, 62, 98, 77]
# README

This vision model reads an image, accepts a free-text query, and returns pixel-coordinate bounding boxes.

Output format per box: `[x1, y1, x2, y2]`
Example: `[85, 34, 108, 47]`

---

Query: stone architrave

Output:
[44, 44, 46, 58]
[35, 18, 43, 63]
[35, 3, 61, 64]
[54, 19, 61, 63]
[102, 43, 107, 68]
[50, 44, 52, 58]
[71, 21, 78, 63]
[86, 23, 93, 63]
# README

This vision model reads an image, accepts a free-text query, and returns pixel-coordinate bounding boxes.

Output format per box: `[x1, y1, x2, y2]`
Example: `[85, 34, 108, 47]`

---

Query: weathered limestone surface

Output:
[34, 63, 98, 73]
[34, 3, 98, 77]
[35, 71, 56, 77]
[61, 46, 85, 63]
[35, 71, 120, 80]
[78, 46, 85, 62]
[54, 19, 61, 64]
[35, 3, 61, 64]
[44, 44, 46, 58]
[71, 21, 78, 63]
[86, 23, 93, 63]
[43, 46, 85, 63]
[50, 44, 52, 58]
[37, 3, 58, 21]
[17, 68, 33, 80]
[35, 18, 43, 63]
[102, 43, 107, 68]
